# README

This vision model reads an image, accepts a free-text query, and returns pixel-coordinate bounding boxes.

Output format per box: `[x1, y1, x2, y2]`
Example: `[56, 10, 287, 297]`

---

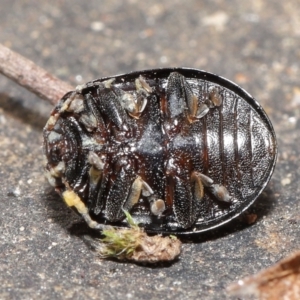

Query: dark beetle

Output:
[43, 68, 277, 235]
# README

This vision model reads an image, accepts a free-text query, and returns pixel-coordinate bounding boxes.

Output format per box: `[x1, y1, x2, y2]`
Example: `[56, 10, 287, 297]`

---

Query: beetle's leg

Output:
[62, 189, 110, 230]
[172, 175, 199, 229]
[122, 176, 145, 212]
[88, 152, 104, 182]
[149, 197, 166, 216]
[191, 171, 205, 201]
[106, 171, 166, 219]
[123, 176, 166, 217]
[140, 179, 166, 216]
[104, 167, 135, 222]
[44, 161, 66, 187]
[179, 75, 199, 121]
[135, 76, 152, 117]
[97, 88, 129, 131]
[92, 170, 109, 215]
[193, 172, 214, 186]
[196, 103, 210, 119]
[115, 89, 136, 116]
[167, 72, 210, 122]
[112, 76, 150, 119]
[135, 75, 153, 94]
[62, 92, 85, 114]
[208, 86, 222, 107]
[192, 172, 231, 203]
[209, 184, 231, 203]
[87, 151, 105, 209]
[166, 72, 187, 119]
[194, 86, 222, 119]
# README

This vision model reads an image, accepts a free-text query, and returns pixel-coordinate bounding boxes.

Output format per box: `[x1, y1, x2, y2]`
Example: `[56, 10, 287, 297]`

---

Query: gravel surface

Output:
[1, 1, 300, 299]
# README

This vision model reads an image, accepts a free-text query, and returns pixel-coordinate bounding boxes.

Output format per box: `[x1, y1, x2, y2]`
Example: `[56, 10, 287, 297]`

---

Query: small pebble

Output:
[281, 177, 291, 186]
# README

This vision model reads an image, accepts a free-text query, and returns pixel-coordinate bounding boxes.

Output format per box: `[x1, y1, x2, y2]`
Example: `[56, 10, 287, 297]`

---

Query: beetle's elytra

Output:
[43, 68, 277, 235]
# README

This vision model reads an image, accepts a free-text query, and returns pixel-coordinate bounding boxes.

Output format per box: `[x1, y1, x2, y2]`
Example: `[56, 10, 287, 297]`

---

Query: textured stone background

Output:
[1, 1, 300, 299]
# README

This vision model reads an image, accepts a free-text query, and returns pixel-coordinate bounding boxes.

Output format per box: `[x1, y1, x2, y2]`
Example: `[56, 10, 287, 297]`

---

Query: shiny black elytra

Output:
[43, 68, 277, 235]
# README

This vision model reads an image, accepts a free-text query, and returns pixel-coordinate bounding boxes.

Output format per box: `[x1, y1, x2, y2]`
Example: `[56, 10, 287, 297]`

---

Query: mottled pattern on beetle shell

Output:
[43, 68, 277, 234]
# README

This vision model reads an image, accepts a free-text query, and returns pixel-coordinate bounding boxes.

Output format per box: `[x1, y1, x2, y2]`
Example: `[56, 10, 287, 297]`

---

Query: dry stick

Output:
[0, 43, 73, 105]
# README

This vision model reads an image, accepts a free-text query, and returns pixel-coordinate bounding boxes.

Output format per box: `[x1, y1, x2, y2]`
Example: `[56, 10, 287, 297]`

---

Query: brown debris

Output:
[92, 226, 182, 263]
[129, 233, 182, 263]
[227, 250, 300, 300]
[87, 211, 182, 263]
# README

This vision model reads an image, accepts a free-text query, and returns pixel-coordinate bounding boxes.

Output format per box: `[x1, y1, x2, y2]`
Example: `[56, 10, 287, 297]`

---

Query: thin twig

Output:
[0, 43, 73, 105]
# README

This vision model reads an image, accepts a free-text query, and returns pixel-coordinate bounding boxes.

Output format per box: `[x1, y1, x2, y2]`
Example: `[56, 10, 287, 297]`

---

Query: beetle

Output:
[43, 68, 277, 235]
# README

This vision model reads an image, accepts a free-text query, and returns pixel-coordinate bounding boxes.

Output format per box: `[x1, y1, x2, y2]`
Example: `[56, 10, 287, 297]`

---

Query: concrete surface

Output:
[0, 1, 300, 299]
